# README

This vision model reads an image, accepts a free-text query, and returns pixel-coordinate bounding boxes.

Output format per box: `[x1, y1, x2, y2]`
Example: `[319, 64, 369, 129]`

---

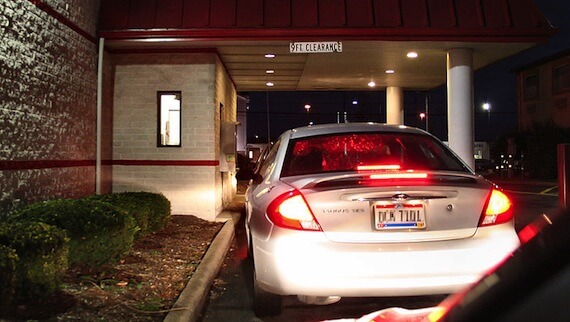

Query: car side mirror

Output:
[237, 161, 257, 181]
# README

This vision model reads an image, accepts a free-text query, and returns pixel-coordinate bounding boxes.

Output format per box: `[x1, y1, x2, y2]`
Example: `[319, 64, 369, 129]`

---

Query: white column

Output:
[447, 48, 475, 170]
[386, 86, 404, 125]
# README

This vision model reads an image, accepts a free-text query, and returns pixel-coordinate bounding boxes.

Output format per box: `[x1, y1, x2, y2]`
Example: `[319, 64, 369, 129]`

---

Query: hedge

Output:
[0, 244, 18, 311]
[90, 192, 171, 239]
[0, 191, 172, 312]
[0, 221, 68, 304]
[12, 198, 136, 269]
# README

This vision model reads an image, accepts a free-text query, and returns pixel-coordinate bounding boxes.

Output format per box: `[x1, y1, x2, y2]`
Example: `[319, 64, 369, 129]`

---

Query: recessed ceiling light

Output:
[265, 70, 275, 74]
[367, 81, 376, 87]
[264, 53, 276, 58]
[385, 69, 395, 74]
[266, 82, 274, 87]
[407, 51, 419, 58]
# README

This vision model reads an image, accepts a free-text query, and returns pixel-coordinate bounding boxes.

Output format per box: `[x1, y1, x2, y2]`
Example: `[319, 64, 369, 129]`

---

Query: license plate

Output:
[373, 203, 426, 230]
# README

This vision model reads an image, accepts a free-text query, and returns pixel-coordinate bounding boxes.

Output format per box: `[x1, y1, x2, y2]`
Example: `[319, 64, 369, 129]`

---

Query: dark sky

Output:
[244, 0, 570, 143]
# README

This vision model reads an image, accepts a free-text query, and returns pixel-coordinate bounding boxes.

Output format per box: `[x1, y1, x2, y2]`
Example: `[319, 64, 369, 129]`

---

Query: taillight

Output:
[479, 189, 513, 226]
[266, 190, 322, 231]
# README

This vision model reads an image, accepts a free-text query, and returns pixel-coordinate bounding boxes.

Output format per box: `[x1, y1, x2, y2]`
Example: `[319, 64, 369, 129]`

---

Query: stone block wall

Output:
[112, 53, 234, 220]
[214, 56, 238, 211]
[0, 0, 100, 215]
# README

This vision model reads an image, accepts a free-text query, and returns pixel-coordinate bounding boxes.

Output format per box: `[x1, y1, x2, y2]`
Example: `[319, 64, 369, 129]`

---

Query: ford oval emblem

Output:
[392, 193, 410, 201]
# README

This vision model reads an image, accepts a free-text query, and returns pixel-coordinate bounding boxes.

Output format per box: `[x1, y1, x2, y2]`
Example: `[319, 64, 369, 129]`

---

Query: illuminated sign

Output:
[290, 42, 342, 53]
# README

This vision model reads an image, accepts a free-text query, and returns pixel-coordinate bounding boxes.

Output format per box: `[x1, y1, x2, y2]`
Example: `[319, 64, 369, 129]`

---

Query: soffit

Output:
[98, 0, 556, 91]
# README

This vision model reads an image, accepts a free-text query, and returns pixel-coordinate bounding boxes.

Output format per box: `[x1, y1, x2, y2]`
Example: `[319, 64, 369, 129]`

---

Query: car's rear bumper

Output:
[252, 222, 520, 297]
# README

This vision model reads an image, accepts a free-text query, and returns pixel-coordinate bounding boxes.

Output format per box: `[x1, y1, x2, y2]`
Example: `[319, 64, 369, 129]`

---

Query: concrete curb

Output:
[163, 208, 242, 322]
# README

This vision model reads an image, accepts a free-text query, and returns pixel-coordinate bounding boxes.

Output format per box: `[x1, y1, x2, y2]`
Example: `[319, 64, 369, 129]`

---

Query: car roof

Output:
[285, 122, 428, 139]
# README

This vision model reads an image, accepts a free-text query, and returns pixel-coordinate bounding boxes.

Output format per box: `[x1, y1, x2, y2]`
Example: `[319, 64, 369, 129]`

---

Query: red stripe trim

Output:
[28, 0, 98, 44]
[0, 160, 95, 170]
[112, 160, 220, 166]
[0, 159, 220, 170]
[107, 48, 219, 54]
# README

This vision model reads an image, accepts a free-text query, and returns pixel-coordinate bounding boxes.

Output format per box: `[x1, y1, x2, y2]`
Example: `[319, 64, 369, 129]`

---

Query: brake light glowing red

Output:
[480, 189, 513, 226]
[266, 190, 322, 231]
[369, 172, 428, 179]
[357, 164, 401, 171]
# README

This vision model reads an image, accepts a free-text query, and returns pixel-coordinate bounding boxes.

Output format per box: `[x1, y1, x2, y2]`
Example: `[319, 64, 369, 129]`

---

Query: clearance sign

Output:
[290, 42, 343, 53]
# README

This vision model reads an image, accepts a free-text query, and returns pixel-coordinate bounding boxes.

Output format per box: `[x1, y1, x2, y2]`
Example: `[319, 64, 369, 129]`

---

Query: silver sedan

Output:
[244, 123, 520, 317]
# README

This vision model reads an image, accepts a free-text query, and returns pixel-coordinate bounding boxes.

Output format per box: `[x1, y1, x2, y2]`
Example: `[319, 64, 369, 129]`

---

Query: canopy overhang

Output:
[98, 0, 557, 92]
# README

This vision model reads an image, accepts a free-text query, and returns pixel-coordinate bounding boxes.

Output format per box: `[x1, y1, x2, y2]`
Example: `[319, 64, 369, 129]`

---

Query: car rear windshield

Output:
[281, 132, 468, 177]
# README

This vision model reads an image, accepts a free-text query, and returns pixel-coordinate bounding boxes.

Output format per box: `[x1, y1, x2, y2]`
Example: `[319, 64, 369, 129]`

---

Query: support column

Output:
[447, 48, 475, 170]
[386, 86, 404, 125]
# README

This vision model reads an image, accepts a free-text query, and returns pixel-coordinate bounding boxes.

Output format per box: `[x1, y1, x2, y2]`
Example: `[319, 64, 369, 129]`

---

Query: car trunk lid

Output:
[281, 172, 491, 243]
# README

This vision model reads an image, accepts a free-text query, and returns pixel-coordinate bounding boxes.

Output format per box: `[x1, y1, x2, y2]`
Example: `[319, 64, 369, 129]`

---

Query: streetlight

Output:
[482, 102, 491, 143]
[419, 112, 426, 130]
[304, 104, 311, 124]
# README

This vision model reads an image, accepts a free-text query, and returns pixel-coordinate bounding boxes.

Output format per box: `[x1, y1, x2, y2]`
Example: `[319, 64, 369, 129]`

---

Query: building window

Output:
[157, 91, 181, 147]
[553, 63, 570, 93]
[523, 73, 539, 100]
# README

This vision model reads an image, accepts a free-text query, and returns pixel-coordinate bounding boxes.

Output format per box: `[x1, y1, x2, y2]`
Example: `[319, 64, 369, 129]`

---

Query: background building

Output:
[517, 49, 570, 129]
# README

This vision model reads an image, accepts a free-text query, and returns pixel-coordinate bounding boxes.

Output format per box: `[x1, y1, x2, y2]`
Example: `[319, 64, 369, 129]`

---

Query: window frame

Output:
[553, 63, 570, 94]
[523, 73, 539, 101]
[157, 91, 182, 147]
[256, 140, 281, 179]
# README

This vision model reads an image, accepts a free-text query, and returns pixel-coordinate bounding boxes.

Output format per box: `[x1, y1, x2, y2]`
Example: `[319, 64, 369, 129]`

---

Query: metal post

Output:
[557, 144, 570, 209]
[96, 37, 104, 195]
[266, 91, 271, 143]
[424, 92, 429, 132]
[520, 153, 525, 179]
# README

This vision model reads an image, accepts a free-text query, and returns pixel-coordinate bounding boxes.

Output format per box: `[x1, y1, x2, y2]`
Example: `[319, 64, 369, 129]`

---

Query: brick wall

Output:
[0, 0, 100, 215]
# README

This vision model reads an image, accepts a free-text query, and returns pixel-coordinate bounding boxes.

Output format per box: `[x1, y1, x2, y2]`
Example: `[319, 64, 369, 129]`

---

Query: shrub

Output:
[139, 192, 171, 232]
[12, 198, 136, 270]
[0, 221, 68, 304]
[0, 244, 18, 311]
[90, 193, 151, 238]
[90, 192, 171, 237]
